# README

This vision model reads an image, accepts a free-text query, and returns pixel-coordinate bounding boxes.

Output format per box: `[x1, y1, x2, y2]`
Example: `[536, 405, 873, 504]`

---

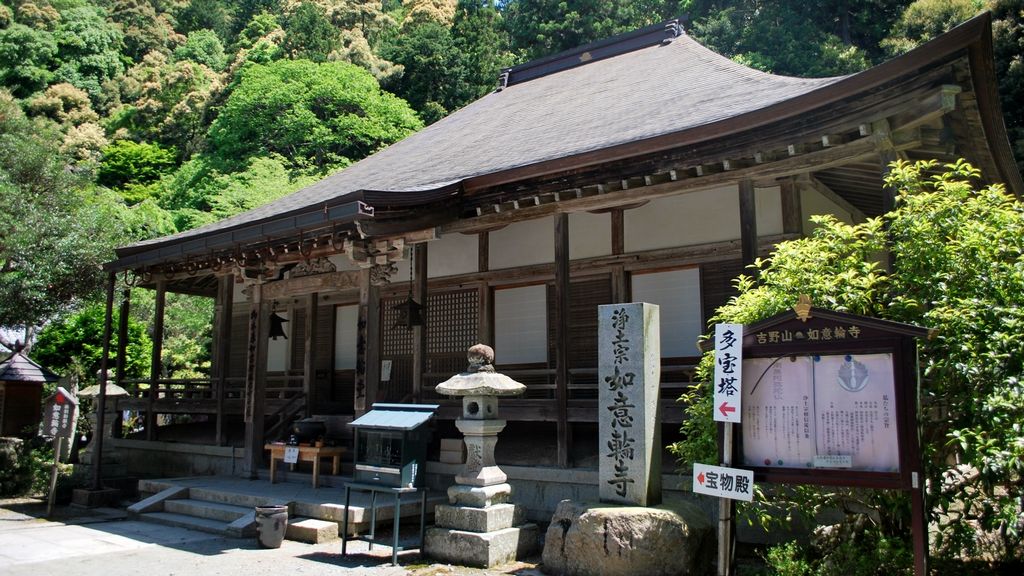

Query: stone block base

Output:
[286, 518, 339, 543]
[425, 523, 538, 568]
[448, 483, 511, 507]
[71, 487, 120, 508]
[436, 503, 524, 533]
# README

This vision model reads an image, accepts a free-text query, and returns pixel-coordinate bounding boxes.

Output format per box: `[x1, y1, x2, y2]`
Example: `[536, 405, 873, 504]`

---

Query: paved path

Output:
[0, 499, 541, 576]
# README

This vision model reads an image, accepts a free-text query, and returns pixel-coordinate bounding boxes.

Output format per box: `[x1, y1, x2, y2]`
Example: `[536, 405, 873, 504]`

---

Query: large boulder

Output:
[541, 497, 714, 576]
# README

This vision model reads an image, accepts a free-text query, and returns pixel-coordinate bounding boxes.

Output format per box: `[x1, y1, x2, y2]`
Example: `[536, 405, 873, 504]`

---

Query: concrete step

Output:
[164, 498, 252, 523]
[286, 517, 339, 543]
[140, 511, 233, 536]
[187, 486, 284, 509]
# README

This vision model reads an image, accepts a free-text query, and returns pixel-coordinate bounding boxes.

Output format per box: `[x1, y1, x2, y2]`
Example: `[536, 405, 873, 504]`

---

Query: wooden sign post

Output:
[42, 387, 78, 517]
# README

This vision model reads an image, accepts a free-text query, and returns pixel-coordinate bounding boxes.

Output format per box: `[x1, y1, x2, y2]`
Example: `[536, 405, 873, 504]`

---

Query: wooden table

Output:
[264, 444, 347, 488]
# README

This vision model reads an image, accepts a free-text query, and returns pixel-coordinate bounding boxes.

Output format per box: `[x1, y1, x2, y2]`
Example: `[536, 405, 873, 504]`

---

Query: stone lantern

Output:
[424, 344, 538, 568]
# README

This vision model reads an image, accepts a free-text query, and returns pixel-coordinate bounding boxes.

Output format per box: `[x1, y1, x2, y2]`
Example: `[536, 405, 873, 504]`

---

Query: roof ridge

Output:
[498, 17, 686, 89]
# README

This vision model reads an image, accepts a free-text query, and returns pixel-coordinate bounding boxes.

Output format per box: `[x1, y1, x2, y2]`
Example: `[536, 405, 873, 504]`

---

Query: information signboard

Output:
[42, 387, 77, 439]
[742, 353, 898, 473]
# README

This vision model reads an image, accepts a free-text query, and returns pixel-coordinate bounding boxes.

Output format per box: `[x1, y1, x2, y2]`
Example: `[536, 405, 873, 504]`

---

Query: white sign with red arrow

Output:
[692, 463, 754, 502]
[713, 323, 743, 423]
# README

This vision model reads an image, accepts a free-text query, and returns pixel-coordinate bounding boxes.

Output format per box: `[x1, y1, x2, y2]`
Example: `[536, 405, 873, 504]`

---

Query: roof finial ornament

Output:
[663, 19, 682, 43]
[794, 294, 813, 322]
[496, 70, 510, 92]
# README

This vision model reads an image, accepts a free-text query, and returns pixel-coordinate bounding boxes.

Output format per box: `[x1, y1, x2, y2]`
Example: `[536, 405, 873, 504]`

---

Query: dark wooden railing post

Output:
[91, 271, 116, 490]
[302, 291, 317, 418]
[412, 243, 428, 403]
[113, 288, 130, 439]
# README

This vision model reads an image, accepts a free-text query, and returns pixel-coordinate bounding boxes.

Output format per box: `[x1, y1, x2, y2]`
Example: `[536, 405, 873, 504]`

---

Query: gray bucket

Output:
[255, 505, 288, 548]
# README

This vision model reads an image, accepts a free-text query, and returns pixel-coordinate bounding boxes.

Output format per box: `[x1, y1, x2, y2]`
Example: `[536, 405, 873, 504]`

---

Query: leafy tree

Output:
[382, 21, 465, 123]
[882, 0, 985, 55]
[502, 0, 671, 61]
[173, 0, 234, 44]
[97, 140, 177, 191]
[674, 159, 1024, 565]
[281, 1, 339, 62]
[51, 4, 125, 103]
[0, 91, 123, 333]
[104, 0, 184, 61]
[111, 50, 223, 157]
[0, 22, 57, 97]
[127, 290, 213, 379]
[205, 59, 422, 172]
[33, 302, 152, 380]
[402, 0, 457, 28]
[991, 0, 1024, 177]
[26, 82, 99, 126]
[174, 29, 227, 71]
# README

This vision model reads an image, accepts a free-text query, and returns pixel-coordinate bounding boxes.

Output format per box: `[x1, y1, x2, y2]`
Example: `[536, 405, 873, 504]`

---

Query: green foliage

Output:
[127, 291, 213, 379]
[882, 0, 985, 55]
[503, 0, 671, 61]
[174, 29, 227, 71]
[97, 139, 177, 191]
[104, 0, 184, 61]
[673, 160, 1024, 564]
[991, 0, 1024, 179]
[174, 0, 235, 44]
[0, 91, 123, 330]
[206, 58, 422, 172]
[0, 22, 57, 97]
[50, 4, 125, 103]
[282, 1, 339, 62]
[757, 530, 913, 576]
[33, 302, 152, 380]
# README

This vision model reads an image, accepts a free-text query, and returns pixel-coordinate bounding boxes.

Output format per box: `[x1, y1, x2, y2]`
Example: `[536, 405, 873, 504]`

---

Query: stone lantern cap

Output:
[435, 344, 526, 397]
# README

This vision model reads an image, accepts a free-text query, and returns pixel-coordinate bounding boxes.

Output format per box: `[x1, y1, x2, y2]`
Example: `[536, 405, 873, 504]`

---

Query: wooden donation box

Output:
[349, 403, 438, 488]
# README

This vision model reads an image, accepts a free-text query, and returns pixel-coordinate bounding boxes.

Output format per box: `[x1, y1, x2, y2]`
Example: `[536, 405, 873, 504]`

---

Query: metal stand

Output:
[341, 482, 427, 566]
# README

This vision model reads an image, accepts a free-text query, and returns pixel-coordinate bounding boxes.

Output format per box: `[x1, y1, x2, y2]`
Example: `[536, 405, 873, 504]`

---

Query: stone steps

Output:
[164, 498, 252, 523]
[141, 511, 238, 536]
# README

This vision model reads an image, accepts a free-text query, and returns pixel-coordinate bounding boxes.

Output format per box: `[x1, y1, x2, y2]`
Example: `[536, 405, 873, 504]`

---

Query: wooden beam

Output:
[214, 275, 233, 445]
[303, 292, 318, 418]
[801, 174, 868, 224]
[478, 231, 489, 273]
[147, 281, 166, 441]
[554, 213, 571, 468]
[739, 180, 758, 270]
[412, 244, 427, 403]
[260, 271, 359, 300]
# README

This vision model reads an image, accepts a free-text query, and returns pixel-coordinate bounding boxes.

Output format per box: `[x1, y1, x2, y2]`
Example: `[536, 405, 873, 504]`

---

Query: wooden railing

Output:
[119, 372, 306, 404]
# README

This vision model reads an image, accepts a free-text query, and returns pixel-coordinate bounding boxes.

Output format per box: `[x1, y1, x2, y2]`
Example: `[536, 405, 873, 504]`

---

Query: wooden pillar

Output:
[243, 283, 269, 478]
[114, 288, 130, 439]
[478, 232, 492, 346]
[611, 208, 624, 256]
[146, 281, 166, 441]
[355, 269, 381, 415]
[780, 177, 803, 235]
[554, 213, 571, 468]
[302, 292, 318, 418]
[739, 180, 758, 268]
[213, 275, 233, 445]
[412, 244, 428, 403]
[91, 271, 116, 490]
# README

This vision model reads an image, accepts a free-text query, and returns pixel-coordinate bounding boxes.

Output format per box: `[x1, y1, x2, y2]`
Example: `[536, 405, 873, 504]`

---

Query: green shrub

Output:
[0, 437, 33, 497]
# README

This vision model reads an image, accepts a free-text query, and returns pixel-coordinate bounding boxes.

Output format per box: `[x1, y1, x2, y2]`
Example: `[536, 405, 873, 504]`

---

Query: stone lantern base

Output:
[424, 499, 538, 568]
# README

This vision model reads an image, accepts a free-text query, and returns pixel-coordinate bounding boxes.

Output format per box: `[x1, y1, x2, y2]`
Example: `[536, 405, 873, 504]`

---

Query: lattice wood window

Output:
[381, 287, 479, 401]
[547, 276, 613, 399]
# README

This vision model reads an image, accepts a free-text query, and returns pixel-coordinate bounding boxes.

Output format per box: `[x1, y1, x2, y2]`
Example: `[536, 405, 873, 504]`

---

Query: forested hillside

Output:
[1, 0, 1021, 373]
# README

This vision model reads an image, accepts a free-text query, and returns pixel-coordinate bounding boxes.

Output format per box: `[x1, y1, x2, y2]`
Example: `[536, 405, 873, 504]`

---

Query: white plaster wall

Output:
[267, 310, 289, 372]
[428, 233, 478, 278]
[630, 268, 702, 358]
[494, 284, 548, 365]
[232, 280, 248, 304]
[801, 187, 855, 235]
[755, 186, 783, 236]
[624, 185, 740, 252]
[334, 304, 358, 370]
[569, 211, 611, 259]
[490, 217, 555, 269]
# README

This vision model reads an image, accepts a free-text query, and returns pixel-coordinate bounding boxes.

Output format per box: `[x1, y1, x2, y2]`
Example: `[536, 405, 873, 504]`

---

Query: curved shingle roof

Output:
[121, 29, 840, 254]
